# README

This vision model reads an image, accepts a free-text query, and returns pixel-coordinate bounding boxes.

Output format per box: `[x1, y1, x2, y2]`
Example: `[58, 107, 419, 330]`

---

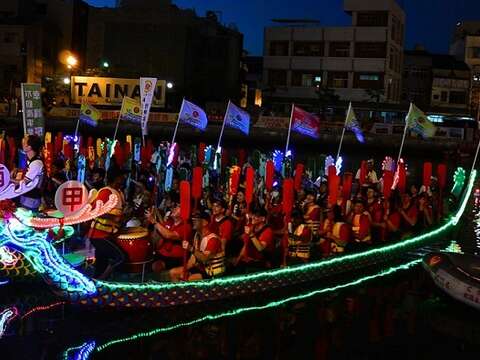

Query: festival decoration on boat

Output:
[0, 307, 18, 339]
[358, 160, 367, 185]
[54, 181, 89, 217]
[382, 156, 395, 172]
[192, 167, 203, 209]
[382, 171, 394, 199]
[324, 156, 342, 176]
[229, 166, 241, 197]
[423, 162, 432, 188]
[272, 150, 283, 173]
[328, 166, 340, 206]
[0, 170, 39, 201]
[342, 172, 353, 201]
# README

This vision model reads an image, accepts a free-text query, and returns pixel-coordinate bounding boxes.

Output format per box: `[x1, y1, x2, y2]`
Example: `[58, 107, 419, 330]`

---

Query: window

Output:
[354, 73, 383, 89]
[268, 69, 287, 87]
[329, 42, 350, 57]
[441, 91, 448, 102]
[449, 91, 467, 104]
[269, 41, 289, 56]
[4, 32, 16, 43]
[354, 42, 386, 58]
[356, 12, 388, 27]
[469, 47, 480, 59]
[433, 94, 439, 100]
[293, 42, 324, 56]
[292, 71, 322, 87]
[328, 72, 349, 88]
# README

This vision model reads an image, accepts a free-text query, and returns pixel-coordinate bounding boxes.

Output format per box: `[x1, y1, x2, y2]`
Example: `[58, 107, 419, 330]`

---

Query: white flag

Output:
[178, 99, 208, 130]
[224, 101, 250, 135]
[140, 77, 157, 136]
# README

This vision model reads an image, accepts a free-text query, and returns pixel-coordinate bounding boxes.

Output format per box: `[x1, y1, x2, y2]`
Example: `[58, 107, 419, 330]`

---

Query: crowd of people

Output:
[9, 135, 445, 282]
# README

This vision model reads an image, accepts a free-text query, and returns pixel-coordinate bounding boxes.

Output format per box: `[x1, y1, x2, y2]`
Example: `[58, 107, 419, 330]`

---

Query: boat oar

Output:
[282, 178, 294, 267]
[180, 181, 191, 281]
[192, 167, 203, 212]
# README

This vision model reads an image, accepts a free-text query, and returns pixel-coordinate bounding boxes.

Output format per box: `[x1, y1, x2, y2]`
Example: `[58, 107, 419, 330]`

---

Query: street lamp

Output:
[66, 55, 78, 68]
[167, 82, 174, 89]
[63, 77, 71, 85]
[102, 61, 109, 68]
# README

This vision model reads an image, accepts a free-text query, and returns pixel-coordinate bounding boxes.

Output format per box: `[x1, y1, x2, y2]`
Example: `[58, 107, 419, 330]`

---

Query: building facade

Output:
[263, 0, 405, 114]
[450, 21, 480, 117]
[402, 48, 432, 107]
[86, 0, 243, 109]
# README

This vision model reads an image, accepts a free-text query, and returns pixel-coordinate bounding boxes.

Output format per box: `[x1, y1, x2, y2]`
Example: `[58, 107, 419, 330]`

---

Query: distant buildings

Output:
[0, 0, 243, 110]
[262, 0, 405, 114]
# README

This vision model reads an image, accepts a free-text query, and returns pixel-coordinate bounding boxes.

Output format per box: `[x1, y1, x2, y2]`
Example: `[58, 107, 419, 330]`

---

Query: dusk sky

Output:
[86, 0, 480, 55]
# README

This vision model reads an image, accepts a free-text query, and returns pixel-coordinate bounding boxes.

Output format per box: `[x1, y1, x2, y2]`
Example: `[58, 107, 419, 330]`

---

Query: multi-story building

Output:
[431, 54, 470, 110]
[450, 21, 480, 116]
[262, 0, 405, 114]
[86, 0, 243, 109]
[402, 47, 433, 107]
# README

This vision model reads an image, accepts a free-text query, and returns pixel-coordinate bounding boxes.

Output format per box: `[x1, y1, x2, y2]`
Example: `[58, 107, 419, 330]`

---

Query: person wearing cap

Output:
[169, 210, 223, 281]
[235, 207, 274, 269]
[209, 198, 234, 253]
[347, 199, 371, 244]
[355, 159, 378, 186]
[87, 168, 127, 279]
[146, 195, 193, 272]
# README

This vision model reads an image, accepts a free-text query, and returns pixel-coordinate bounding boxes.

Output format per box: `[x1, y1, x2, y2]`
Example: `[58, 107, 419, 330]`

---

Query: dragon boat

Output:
[0, 167, 473, 309]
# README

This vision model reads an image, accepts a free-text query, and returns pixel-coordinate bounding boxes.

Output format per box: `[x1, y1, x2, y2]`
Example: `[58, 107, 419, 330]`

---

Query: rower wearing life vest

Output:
[329, 205, 351, 254]
[12, 135, 44, 212]
[209, 198, 233, 252]
[146, 196, 193, 272]
[87, 168, 127, 279]
[288, 210, 313, 262]
[303, 190, 321, 238]
[236, 207, 275, 269]
[348, 199, 372, 244]
[170, 210, 224, 281]
[318, 207, 335, 256]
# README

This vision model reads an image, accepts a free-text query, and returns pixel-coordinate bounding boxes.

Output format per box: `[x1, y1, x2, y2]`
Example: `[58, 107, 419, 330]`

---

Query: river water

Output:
[1, 163, 479, 360]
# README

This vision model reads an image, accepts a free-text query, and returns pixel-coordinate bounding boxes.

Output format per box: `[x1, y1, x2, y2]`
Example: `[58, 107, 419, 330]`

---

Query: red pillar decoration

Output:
[342, 172, 353, 201]
[398, 162, 406, 194]
[282, 178, 294, 266]
[383, 171, 394, 199]
[192, 167, 203, 211]
[328, 165, 340, 206]
[359, 160, 367, 186]
[198, 142, 206, 164]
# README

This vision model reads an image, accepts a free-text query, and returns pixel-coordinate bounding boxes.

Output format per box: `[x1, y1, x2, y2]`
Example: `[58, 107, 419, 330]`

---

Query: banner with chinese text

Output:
[21, 83, 44, 136]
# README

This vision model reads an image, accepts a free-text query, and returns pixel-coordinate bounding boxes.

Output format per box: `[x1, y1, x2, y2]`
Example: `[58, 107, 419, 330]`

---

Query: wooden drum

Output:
[115, 227, 153, 273]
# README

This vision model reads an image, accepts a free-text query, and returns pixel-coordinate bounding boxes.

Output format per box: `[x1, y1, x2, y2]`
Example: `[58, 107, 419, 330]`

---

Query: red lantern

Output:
[294, 163, 304, 192]
[359, 160, 367, 186]
[437, 163, 447, 190]
[245, 166, 255, 207]
[229, 166, 241, 196]
[383, 171, 394, 199]
[423, 162, 432, 188]
[198, 143, 206, 164]
[282, 178, 294, 216]
[192, 167, 203, 200]
[44, 142, 53, 177]
[342, 172, 353, 200]
[180, 181, 191, 221]
[265, 160, 275, 192]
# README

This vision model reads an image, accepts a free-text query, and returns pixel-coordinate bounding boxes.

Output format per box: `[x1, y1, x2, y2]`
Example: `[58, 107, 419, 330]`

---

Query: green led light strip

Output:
[93, 258, 421, 353]
[98, 171, 475, 292]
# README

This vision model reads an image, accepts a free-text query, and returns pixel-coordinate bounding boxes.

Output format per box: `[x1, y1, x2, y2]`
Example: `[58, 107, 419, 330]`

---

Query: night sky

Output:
[86, 0, 480, 56]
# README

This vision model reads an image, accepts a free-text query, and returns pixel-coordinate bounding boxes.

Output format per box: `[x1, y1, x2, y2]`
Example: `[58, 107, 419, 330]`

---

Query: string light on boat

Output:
[85, 259, 421, 355]
[63, 340, 96, 360]
[21, 301, 66, 320]
[0, 246, 20, 266]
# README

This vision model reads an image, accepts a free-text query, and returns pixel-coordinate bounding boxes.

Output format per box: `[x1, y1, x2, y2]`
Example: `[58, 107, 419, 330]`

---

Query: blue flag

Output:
[178, 99, 208, 131]
[224, 101, 250, 135]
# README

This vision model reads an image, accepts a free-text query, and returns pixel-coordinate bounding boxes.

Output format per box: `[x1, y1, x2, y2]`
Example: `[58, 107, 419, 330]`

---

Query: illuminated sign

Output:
[70, 76, 166, 107]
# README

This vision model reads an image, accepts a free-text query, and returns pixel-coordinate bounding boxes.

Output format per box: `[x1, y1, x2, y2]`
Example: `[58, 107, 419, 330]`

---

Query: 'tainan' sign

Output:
[70, 76, 166, 107]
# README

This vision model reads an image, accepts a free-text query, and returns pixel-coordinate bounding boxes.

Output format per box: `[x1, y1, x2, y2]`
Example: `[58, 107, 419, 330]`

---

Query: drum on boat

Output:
[115, 227, 153, 273]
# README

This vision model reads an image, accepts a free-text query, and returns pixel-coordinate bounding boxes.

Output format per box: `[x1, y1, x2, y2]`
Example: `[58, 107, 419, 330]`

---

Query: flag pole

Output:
[216, 100, 229, 152]
[285, 103, 295, 155]
[396, 102, 412, 166]
[73, 117, 81, 143]
[470, 134, 480, 177]
[171, 98, 185, 146]
[336, 102, 350, 161]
